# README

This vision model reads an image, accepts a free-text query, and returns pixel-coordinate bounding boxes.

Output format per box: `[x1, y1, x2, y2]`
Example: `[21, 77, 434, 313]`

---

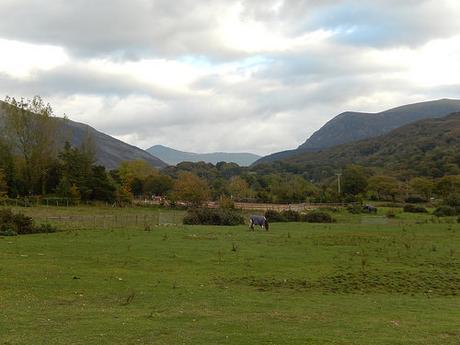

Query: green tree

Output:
[270, 174, 317, 203]
[171, 172, 210, 206]
[436, 175, 460, 198]
[58, 141, 94, 199]
[143, 174, 174, 197]
[368, 175, 402, 201]
[342, 165, 368, 197]
[0, 169, 8, 198]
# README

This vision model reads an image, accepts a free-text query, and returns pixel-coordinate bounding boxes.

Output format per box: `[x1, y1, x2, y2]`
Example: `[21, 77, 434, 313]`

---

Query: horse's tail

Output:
[264, 218, 269, 231]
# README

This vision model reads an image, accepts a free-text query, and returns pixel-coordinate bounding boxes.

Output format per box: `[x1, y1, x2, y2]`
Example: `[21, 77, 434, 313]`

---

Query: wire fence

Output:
[34, 211, 185, 231]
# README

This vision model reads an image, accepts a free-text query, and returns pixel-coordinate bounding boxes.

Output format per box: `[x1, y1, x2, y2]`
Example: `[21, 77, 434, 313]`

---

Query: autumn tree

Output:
[228, 176, 251, 200]
[118, 160, 157, 196]
[171, 172, 210, 206]
[2, 96, 60, 194]
[409, 177, 434, 200]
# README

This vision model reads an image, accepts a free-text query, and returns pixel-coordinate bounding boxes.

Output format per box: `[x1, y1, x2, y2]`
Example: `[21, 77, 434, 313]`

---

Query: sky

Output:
[1, 0, 460, 155]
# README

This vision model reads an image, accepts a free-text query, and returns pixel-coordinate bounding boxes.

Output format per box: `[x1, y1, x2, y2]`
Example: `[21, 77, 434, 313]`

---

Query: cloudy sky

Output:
[1, 0, 460, 155]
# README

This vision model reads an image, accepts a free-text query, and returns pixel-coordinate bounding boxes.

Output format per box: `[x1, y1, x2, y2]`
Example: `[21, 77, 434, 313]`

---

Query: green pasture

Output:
[0, 206, 459, 344]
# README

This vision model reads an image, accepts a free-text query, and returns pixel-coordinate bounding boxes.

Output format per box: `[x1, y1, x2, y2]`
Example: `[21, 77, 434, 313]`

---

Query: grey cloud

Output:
[0, 0, 458, 61]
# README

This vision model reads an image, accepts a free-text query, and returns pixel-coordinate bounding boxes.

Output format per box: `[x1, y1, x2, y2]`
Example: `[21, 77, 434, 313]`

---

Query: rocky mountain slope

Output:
[0, 101, 167, 170]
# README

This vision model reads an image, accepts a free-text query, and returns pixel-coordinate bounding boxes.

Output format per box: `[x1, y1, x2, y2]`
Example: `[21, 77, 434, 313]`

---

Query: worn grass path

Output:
[1, 217, 459, 344]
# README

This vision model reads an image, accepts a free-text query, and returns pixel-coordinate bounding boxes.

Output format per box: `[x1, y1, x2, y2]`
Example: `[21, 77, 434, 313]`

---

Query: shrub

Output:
[403, 204, 428, 213]
[380, 202, 404, 208]
[264, 210, 287, 222]
[0, 208, 58, 234]
[444, 194, 460, 207]
[433, 206, 459, 217]
[281, 210, 301, 222]
[405, 196, 427, 204]
[183, 208, 245, 226]
[347, 205, 363, 214]
[0, 229, 17, 236]
[301, 211, 336, 223]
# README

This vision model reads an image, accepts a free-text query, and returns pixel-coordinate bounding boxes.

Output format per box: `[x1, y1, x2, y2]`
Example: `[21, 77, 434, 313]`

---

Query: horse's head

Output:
[264, 219, 269, 231]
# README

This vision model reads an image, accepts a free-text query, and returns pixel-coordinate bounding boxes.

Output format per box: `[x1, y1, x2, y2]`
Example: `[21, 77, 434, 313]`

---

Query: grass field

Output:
[1, 206, 459, 344]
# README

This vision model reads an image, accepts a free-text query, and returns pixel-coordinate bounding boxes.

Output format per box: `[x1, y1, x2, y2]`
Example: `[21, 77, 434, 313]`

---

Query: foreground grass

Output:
[0, 215, 459, 344]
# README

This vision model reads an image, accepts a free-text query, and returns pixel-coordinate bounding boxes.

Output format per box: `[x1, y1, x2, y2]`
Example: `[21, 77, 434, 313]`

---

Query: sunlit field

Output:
[1, 206, 459, 345]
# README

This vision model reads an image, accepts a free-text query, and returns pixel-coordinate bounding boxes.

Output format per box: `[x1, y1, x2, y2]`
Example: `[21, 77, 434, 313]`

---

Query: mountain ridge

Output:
[147, 144, 261, 166]
[256, 98, 460, 165]
[268, 112, 460, 179]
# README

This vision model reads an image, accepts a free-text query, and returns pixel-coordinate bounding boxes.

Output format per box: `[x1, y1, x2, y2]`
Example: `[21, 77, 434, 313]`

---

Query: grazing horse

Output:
[362, 204, 378, 213]
[249, 215, 269, 231]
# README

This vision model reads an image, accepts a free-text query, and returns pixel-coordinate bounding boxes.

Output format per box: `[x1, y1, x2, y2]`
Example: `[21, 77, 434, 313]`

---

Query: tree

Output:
[58, 141, 94, 199]
[118, 160, 157, 196]
[228, 176, 251, 200]
[409, 177, 434, 200]
[367, 175, 402, 201]
[342, 165, 368, 197]
[270, 174, 317, 203]
[436, 175, 460, 198]
[3, 96, 60, 194]
[0, 169, 8, 198]
[171, 172, 210, 206]
[143, 174, 174, 197]
[0, 138, 15, 196]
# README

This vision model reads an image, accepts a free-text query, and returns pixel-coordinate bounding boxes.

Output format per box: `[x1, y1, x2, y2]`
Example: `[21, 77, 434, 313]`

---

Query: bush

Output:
[380, 202, 404, 208]
[281, 210, 301, 222]
[444, 194, 460, 207]
[405, 196, 427, 204]
[347, 205, 363, 214]
[183, 208, 245, 226]
[264, 210, 287, 222]
[301, 211, 336, 223]
[403, 204, 428, 213]
[433, 206, 459, 217]
[0, 229, 17, 236]
[0, 208, 58, 234]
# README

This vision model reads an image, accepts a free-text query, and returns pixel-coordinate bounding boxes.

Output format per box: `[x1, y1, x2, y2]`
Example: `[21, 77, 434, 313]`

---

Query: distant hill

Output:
[0, 101, 167, 170]
[147, 145, 261, 166]
[257, 98, 460, 164]
[271, 113, 460, 179]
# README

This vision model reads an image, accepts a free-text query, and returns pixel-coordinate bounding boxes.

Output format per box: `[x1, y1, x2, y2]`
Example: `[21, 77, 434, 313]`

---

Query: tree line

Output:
[1, 97, 459, 207]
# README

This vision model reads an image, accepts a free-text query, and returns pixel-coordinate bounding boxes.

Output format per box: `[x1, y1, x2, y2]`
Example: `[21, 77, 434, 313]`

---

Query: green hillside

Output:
[271, 113, 460, 180]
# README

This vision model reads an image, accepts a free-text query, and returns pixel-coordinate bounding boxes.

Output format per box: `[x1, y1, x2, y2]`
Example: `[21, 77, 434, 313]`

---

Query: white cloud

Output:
[0, 38, 69, 78]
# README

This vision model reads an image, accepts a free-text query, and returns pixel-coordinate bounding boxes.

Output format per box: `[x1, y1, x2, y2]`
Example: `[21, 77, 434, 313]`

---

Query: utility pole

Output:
[335, 173, 342, 195]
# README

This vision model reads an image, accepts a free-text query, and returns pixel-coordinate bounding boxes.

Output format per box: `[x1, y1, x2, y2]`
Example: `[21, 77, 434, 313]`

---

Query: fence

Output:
[34, 211, 184, 231]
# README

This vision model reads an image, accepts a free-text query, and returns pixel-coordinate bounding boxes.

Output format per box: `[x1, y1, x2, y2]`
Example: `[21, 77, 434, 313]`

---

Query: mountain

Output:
[256, 98, 460, 164]
[0, 101, 167, 170]
[147, 144, 261, 166]
[268, 113, 460, 179]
